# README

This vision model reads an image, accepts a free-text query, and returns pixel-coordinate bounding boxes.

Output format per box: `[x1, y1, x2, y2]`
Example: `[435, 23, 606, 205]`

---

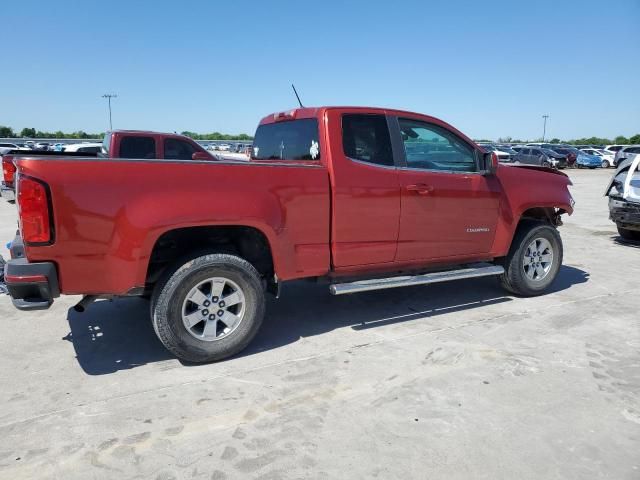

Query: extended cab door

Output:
[392, 116, 500, 261]
[326, 110, 401, 267]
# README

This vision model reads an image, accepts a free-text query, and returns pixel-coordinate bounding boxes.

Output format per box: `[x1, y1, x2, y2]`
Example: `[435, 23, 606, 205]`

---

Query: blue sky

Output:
[1, 0, 638, 140]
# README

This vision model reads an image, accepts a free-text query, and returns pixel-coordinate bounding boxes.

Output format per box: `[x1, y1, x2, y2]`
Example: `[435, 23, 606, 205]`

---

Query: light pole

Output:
[542, 114, 549, 141]
[102, 94, 117, 130]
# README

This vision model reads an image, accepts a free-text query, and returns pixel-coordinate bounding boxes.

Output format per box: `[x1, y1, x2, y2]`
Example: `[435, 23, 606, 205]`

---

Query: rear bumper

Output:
[3, 235, 59, 310]
[609, 196, 640, 229]
[1, 182, 15, 202]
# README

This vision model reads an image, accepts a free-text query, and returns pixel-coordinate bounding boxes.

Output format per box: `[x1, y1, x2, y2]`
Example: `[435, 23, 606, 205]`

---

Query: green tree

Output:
[614, 135, 629, 144]
[550, 138, 561, 144]
[629, 134, 640, 144]
[20, 127, 36, 138]
[0, 126, 15, 137]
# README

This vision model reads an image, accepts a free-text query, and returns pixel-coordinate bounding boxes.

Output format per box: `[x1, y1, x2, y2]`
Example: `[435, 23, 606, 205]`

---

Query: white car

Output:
[218, 143, 231, 151]
[603, 145, 626, 156]
[478, 144, 514, 163]
[63, 142, 102, 153]
[0, 142, 31, 151]
[580, 148, 615, 168]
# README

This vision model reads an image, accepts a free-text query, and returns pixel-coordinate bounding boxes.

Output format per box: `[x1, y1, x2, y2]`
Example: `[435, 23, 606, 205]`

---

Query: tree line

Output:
[0, 127, 103, 139]
[3, 124, 638, 145]
[0, 126, 254, 141]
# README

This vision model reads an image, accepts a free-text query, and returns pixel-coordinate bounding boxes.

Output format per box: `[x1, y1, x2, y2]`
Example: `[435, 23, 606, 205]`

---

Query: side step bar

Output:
[329, 263, 504, 295]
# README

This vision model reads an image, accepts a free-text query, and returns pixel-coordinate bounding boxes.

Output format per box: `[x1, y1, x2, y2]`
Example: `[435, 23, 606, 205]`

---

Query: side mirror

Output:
[483, 152, 498, 175]
[192, 151, 211, 161]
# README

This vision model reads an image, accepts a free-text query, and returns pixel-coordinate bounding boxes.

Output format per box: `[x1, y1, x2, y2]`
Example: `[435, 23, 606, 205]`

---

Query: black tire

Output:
[617, 224, 640, 241]
[151, 253, 265, 363]
[601, 159, 610, 168]
[500, 222, 563, 296]
[542, 161, 551, 168]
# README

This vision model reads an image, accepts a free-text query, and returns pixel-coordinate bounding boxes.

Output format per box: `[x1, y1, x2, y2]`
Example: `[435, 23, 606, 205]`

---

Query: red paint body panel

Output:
[14, 106, 573, 296]
[18, 158, 330, 294]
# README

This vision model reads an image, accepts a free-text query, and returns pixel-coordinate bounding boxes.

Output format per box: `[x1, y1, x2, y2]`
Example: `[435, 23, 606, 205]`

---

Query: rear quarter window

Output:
[252, 119, 320, 161]
[120, 136, 156, 159]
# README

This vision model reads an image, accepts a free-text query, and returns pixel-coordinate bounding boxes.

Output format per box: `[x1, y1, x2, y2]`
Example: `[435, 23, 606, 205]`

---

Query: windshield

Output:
[101, 133, 111, 157]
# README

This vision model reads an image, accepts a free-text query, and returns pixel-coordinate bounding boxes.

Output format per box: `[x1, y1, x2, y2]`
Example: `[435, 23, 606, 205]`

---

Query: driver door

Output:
[393, 117, 500, 262]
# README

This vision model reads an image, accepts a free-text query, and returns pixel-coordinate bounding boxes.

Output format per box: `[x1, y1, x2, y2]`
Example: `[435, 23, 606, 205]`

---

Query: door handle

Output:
[406, 184, 434, 195]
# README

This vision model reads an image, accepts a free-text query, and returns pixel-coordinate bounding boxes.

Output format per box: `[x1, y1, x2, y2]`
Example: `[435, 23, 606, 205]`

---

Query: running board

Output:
[329, 264, 504, 295]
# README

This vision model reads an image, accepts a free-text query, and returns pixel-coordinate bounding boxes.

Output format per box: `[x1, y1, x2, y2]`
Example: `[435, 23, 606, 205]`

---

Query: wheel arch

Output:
[140, 224, 277, 292]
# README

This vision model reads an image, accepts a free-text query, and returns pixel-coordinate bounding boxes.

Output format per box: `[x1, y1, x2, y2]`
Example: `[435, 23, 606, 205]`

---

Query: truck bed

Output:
[16, 156, 330, 294]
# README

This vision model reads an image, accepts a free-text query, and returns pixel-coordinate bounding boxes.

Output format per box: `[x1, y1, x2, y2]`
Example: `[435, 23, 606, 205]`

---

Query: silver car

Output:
[613, 145, 640, 167]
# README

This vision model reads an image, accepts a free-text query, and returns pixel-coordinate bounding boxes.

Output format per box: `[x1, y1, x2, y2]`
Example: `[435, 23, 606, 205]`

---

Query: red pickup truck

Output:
[4, 107, 574, 362]
[1, 130, 213, 201]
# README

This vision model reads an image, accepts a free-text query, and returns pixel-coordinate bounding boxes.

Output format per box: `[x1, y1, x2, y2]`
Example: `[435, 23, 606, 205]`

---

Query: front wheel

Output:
[617, 224, 640, 241]
[601, 159, 610, 168]
[500, 222, 563, 296]
[151, 253, 266, 363]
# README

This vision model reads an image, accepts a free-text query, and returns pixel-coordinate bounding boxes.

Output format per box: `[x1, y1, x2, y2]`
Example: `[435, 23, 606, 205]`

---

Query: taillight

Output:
[18, 176, 52, 244]
[2, 157, 16, 185]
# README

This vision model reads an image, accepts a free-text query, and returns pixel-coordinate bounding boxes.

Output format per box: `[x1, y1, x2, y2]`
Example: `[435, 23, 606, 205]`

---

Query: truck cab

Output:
[101, 130, 213, 160]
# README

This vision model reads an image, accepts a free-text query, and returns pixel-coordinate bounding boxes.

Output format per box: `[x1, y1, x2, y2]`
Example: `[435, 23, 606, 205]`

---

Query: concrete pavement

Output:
[0, 168, 638, 479]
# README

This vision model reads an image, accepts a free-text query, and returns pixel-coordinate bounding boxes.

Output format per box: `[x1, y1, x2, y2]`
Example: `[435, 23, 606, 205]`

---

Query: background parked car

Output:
[34, 142, 51, 151]
[613, 145, 640, 167]
[575, 151, 602, 169]
[580, 148, 615, 168]
[547, 146, 579, 168]
[63, 142, 102, 153]
[0, 143, 31, 151]
[514, 147, 567, 168]
[604, 144, 627, 155]
[477, 144, 514, 162]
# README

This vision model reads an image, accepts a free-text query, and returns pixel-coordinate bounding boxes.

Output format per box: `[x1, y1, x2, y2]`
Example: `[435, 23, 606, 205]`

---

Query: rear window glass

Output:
[101, 134, 111, 156]
[252, 119, 320, 160]
[120, 136, 156, 159]
[77, 146, 101, 153]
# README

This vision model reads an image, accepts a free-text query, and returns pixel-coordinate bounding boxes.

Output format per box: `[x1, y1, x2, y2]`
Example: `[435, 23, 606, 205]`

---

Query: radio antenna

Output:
[291, 84, 304, 108]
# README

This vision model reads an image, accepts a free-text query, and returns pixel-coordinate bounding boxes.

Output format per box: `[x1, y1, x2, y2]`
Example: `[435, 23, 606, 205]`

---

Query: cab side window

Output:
[120, 136, 156, 159]
[397, 118, 477, 172]
[164, 138, 197, 160]
[342, 114, 394, 167]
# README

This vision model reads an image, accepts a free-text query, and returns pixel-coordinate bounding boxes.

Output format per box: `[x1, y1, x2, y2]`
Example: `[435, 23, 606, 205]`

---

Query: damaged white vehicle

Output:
[606, 154, 640, 241]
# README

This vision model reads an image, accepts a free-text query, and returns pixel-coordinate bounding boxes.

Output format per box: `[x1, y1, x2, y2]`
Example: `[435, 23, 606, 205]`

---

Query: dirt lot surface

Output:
[0, 168, 638, 479]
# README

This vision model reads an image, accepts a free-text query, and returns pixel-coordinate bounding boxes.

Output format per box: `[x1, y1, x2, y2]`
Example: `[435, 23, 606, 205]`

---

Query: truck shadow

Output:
[613, 236, 640, 249]
[64, 265, 589, 375]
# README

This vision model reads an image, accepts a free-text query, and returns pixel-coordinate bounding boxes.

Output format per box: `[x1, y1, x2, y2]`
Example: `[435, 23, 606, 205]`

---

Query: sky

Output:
[1, 0, 639, 140]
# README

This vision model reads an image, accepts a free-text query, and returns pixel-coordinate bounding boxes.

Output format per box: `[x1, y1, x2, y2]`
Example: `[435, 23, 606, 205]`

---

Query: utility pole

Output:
[102, 94, 117, 130]
[542, 114, 549, 141]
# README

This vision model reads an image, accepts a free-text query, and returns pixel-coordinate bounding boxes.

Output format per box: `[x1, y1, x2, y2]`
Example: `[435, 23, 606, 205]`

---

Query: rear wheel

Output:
[601, 159, 610, 168]
[500, 222, 563, 296]
[617, 224, 640, 241]
[151, 253, 265, 363]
